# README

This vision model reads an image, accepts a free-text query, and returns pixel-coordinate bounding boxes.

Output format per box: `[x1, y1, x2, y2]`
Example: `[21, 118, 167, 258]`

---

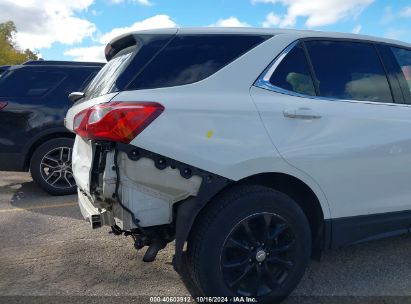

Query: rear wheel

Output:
[30, 138, 76, 196]
[187, 185, 311, 303]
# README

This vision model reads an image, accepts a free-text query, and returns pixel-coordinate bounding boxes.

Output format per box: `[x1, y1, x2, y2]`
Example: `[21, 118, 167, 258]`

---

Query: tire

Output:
[30, 137, 77, 196]
[187, 185, 312, 303]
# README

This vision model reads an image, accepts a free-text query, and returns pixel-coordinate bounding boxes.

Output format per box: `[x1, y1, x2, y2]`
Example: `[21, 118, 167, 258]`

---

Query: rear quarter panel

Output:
[112, 33, 331, 219]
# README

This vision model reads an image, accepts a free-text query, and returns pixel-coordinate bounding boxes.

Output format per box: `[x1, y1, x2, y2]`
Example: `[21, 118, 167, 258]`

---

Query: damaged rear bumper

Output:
[78, 188, 115, 229]
[73, 136, 233, 269]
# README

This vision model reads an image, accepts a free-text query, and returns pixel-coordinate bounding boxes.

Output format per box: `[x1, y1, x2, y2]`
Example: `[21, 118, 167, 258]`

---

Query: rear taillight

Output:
[0, 102, 8, 110]
[73, 102, 164, 143]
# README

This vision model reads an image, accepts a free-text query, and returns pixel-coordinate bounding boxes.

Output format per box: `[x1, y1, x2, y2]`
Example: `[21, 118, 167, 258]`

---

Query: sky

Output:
[1, 0, 411, 62]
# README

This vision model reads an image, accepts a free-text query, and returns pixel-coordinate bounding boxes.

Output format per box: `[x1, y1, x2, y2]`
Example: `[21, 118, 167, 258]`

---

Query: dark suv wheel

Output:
[187, 185, 311, 303]
[30, 138, 76, 196]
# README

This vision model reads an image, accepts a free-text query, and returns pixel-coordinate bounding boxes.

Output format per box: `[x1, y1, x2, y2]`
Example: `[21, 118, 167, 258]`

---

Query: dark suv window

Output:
[0, 70, 66, 98]
[127, 35, 270, 90]
[305, 40, 393, 103]
[269, 42, 316, 96]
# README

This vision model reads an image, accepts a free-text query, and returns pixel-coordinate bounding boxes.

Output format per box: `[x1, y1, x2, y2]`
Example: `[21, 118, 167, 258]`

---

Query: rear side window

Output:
[305, 40, 393, 103]
[269, 43, 316, 96]
[127, 35, 270, 90]
[390, 47, 411, 94]
[0, 70, 66, 98]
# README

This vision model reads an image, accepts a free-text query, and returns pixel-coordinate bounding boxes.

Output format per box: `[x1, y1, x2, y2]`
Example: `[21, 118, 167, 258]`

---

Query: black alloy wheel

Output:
[187, 185, 312, 304]
[221, 212, 296, 297]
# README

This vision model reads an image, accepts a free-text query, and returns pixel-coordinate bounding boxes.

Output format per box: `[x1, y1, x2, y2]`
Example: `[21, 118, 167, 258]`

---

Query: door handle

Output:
[283, 108, 322, 120]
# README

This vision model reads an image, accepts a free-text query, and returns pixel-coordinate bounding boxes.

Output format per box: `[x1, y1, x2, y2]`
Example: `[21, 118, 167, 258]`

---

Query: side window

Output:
[305, 40, 393, 103]
[26, 72, 66, 97]
[0, 70, 65, 98]
[128, 35, 270, 90]
[269, 43, 316, 96]
[390, 47, 411, 95]
[63, 69, 100, 96]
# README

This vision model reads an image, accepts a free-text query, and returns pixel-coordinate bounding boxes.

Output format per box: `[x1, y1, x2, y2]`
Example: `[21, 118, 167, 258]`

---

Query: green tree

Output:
[0, 21, 39, 66]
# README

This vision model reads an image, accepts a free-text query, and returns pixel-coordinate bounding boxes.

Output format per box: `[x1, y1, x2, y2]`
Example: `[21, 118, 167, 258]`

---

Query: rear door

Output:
[0, 68, 67, 157]
[251, 39, 411, 223]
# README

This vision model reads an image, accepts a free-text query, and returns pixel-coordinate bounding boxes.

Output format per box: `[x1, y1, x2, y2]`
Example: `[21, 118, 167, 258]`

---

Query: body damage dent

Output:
[87, 142, 232, 270]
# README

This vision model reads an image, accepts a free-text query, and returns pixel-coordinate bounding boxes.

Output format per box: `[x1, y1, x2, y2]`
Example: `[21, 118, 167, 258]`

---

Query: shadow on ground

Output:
[0, 175, 80, 220]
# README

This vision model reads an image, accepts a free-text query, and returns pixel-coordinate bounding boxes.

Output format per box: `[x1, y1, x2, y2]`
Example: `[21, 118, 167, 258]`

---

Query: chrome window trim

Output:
[253, 39, 401, 105]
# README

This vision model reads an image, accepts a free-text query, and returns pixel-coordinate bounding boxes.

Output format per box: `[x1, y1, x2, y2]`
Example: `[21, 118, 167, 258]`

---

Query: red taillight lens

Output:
[0, 101, 8, 110]
[73, 102, 164, 143]
[73, 108, 90, 138]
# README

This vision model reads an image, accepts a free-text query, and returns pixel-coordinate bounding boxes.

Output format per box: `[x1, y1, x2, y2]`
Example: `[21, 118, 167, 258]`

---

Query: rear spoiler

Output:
[104, 28, 178, 61]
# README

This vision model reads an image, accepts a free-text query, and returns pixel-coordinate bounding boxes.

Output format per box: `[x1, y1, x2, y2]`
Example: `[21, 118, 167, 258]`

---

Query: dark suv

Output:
[0, 60, 103, 195]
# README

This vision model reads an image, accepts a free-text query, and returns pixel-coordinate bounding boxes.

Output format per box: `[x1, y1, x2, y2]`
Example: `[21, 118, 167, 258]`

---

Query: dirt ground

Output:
[1, 171, 411, 304]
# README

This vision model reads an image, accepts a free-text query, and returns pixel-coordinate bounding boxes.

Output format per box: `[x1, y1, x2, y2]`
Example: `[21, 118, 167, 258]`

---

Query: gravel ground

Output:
[1, 171, 411, 303]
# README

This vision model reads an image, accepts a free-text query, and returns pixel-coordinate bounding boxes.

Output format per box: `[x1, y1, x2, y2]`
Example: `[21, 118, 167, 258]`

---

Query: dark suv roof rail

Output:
[23, 60, 104, 67]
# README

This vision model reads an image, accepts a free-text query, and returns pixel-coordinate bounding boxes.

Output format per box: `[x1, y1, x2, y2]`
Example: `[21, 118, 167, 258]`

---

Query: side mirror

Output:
[68, 92, 85, 103]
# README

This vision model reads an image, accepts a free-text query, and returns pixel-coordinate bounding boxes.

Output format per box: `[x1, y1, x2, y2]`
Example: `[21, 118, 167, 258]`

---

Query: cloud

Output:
[65, 14, 176, 62]
[99, 14, 176, 44]
[0, 0, 96, 50]
[262, 12, 282, 28]
[352, 25, 362, 34]
[252, 0, 374, 27]
[210, 17, 250, 27]
[110, 0, 153, 6]
[64, 46, 106, 62]
[400, 6, 411, 17]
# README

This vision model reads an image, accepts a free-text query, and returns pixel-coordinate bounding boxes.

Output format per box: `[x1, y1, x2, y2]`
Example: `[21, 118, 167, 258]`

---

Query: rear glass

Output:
[83, 51, 133, 101]
[127, 35, 270, 90]
[0, 70, 66, 98]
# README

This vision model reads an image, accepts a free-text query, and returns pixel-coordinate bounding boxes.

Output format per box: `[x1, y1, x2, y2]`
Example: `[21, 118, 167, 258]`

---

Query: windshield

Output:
[82, 51, 133, 101]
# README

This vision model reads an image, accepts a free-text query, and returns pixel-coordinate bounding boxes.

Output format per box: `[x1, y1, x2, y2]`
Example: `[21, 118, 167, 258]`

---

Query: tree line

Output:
[0, 21, 39, 66]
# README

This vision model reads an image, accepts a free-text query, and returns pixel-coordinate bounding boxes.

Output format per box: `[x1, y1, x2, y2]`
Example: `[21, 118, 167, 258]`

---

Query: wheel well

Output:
[24, 132, 75, 170]
[237, 173, 325, 257]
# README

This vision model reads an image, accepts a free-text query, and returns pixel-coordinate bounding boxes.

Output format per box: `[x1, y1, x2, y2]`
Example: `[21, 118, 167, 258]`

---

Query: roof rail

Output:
[23, 60, 104, 66]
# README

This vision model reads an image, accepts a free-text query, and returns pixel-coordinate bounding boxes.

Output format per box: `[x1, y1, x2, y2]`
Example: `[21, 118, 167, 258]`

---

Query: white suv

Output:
[65, 28, 411, 302]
